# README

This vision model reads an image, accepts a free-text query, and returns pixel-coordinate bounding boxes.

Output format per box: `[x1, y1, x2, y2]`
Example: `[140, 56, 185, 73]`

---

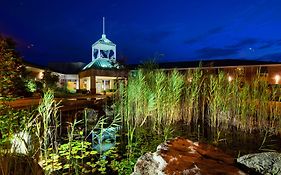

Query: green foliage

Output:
[111, 157, 136, 175]
[25, 79, 37, 93]
[0, 104, 38, 175]
[41, 70, 59, 90]
[42, 118, 124, 174]
[3, 64, 281, 175]
[115, 65, 281, 149]
[54, 85, 71, 97]
[43, 135, 98, 174]
[0, 104, 20, 147]
[36, 90, 60, 164]
[36, 92, 124, 174]
[0, 35, 26, 98]
[183, 69, 203, 124]
[0, 104, 32, 148]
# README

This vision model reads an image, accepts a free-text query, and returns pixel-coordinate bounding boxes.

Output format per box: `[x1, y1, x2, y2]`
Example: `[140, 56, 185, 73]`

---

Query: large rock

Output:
[0, 153, 44, 175]
[132, 137, 246, 175]
[237, 152, 281, 175]
[132, 152, 167, 175]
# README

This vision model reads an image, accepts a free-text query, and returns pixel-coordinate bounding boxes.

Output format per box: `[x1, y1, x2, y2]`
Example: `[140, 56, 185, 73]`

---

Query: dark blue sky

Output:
[1, 0, 281, 66]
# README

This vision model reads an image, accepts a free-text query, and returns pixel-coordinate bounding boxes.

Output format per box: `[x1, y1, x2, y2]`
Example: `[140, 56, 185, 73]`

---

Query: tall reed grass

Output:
[115, 66, 281, 143]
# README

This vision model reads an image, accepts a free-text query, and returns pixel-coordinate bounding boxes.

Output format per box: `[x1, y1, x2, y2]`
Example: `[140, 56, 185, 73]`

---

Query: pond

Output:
[3, 68, 281, 174]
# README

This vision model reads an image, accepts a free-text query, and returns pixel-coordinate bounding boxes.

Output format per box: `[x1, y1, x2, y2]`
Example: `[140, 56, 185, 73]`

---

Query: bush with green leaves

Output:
[25, 79, 37, 93]
[42, 119, 124, 174]
[35, 90, 124, 174]
[41, 70, 59, 90]
[0, 104, 32, 148]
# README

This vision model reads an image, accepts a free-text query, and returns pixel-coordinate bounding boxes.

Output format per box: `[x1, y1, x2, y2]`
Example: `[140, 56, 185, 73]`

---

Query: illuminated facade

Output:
[79, 17, 127, 94]
[24, 18, 127, 94]
[154, 60, 281, 85]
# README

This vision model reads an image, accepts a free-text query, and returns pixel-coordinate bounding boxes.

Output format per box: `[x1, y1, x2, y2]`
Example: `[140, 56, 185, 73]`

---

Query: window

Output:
[109, 50, 114, 59]
[93, 49, 98, 58]
[101, 50, 109, 58]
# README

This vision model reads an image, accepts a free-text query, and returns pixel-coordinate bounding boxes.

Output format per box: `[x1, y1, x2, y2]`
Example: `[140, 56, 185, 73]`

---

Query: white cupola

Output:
[83, 17, 120, 70]
[91, 17, 116, 61]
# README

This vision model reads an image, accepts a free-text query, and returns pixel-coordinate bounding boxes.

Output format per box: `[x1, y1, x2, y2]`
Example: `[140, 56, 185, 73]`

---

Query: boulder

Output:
[0, 153, 44, 175]
[237, 152, 281, 175]
[132, 137, 246, 175]
[132, 152, 167, 175]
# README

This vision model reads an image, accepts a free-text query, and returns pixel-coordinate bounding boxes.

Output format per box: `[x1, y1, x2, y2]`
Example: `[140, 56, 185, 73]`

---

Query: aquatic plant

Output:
[36, 90, 60, 165]
[115, 65, 281, 151]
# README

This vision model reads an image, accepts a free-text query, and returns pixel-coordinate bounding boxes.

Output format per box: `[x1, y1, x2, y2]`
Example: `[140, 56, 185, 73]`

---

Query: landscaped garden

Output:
[1, 32, 281, 175]
[1, 63, 281, 174]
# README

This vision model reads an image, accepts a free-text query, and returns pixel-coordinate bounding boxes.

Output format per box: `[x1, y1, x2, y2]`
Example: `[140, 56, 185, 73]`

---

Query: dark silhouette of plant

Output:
[0, 35, 25, 99]
[41, 70, 59, 90]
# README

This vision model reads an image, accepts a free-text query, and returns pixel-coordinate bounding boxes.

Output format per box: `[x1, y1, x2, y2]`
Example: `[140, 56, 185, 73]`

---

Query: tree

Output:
[41, 70, 59, 90]
[0, 35, 25, 99]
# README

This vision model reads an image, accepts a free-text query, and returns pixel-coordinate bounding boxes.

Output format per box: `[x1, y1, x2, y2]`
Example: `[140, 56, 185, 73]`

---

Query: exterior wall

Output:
[25, 66, 44, 80]
[57, 73, 79, 90]
[25, 63, 127, 94]
[79, 69, 128, 94]
[110, 79, 114, 89]
[26, 65, 80, 91]
[79, 69, 128, 78]
[161, 64, 281, 85]
[267, 65, 281, 84]
[79, 77, 91, 91]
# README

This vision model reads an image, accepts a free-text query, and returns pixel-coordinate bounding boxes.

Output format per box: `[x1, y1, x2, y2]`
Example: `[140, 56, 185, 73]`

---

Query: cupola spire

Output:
[83, 17, 118, 70]
[102, 17, 106, 39]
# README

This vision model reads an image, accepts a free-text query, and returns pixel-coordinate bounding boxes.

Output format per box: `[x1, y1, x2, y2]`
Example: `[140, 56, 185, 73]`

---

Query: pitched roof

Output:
[92, 34, 116, 47]
[82, 58, 121, 70]
[48, 62, 86, 74]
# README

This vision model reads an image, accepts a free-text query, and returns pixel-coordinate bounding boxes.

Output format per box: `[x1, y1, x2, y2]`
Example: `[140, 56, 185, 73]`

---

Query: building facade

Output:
[25, 18, 128, 94]
[155, 59, 281, 85]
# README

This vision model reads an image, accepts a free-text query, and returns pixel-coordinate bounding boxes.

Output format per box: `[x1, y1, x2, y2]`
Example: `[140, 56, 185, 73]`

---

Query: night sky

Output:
[1, 0, 281, 66]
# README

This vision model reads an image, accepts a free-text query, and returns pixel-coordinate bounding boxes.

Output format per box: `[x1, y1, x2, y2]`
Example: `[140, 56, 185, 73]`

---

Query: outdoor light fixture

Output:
[38, 72, 44, 79]
[274, 74, 280, 84]
[228, 76, 233, 82]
